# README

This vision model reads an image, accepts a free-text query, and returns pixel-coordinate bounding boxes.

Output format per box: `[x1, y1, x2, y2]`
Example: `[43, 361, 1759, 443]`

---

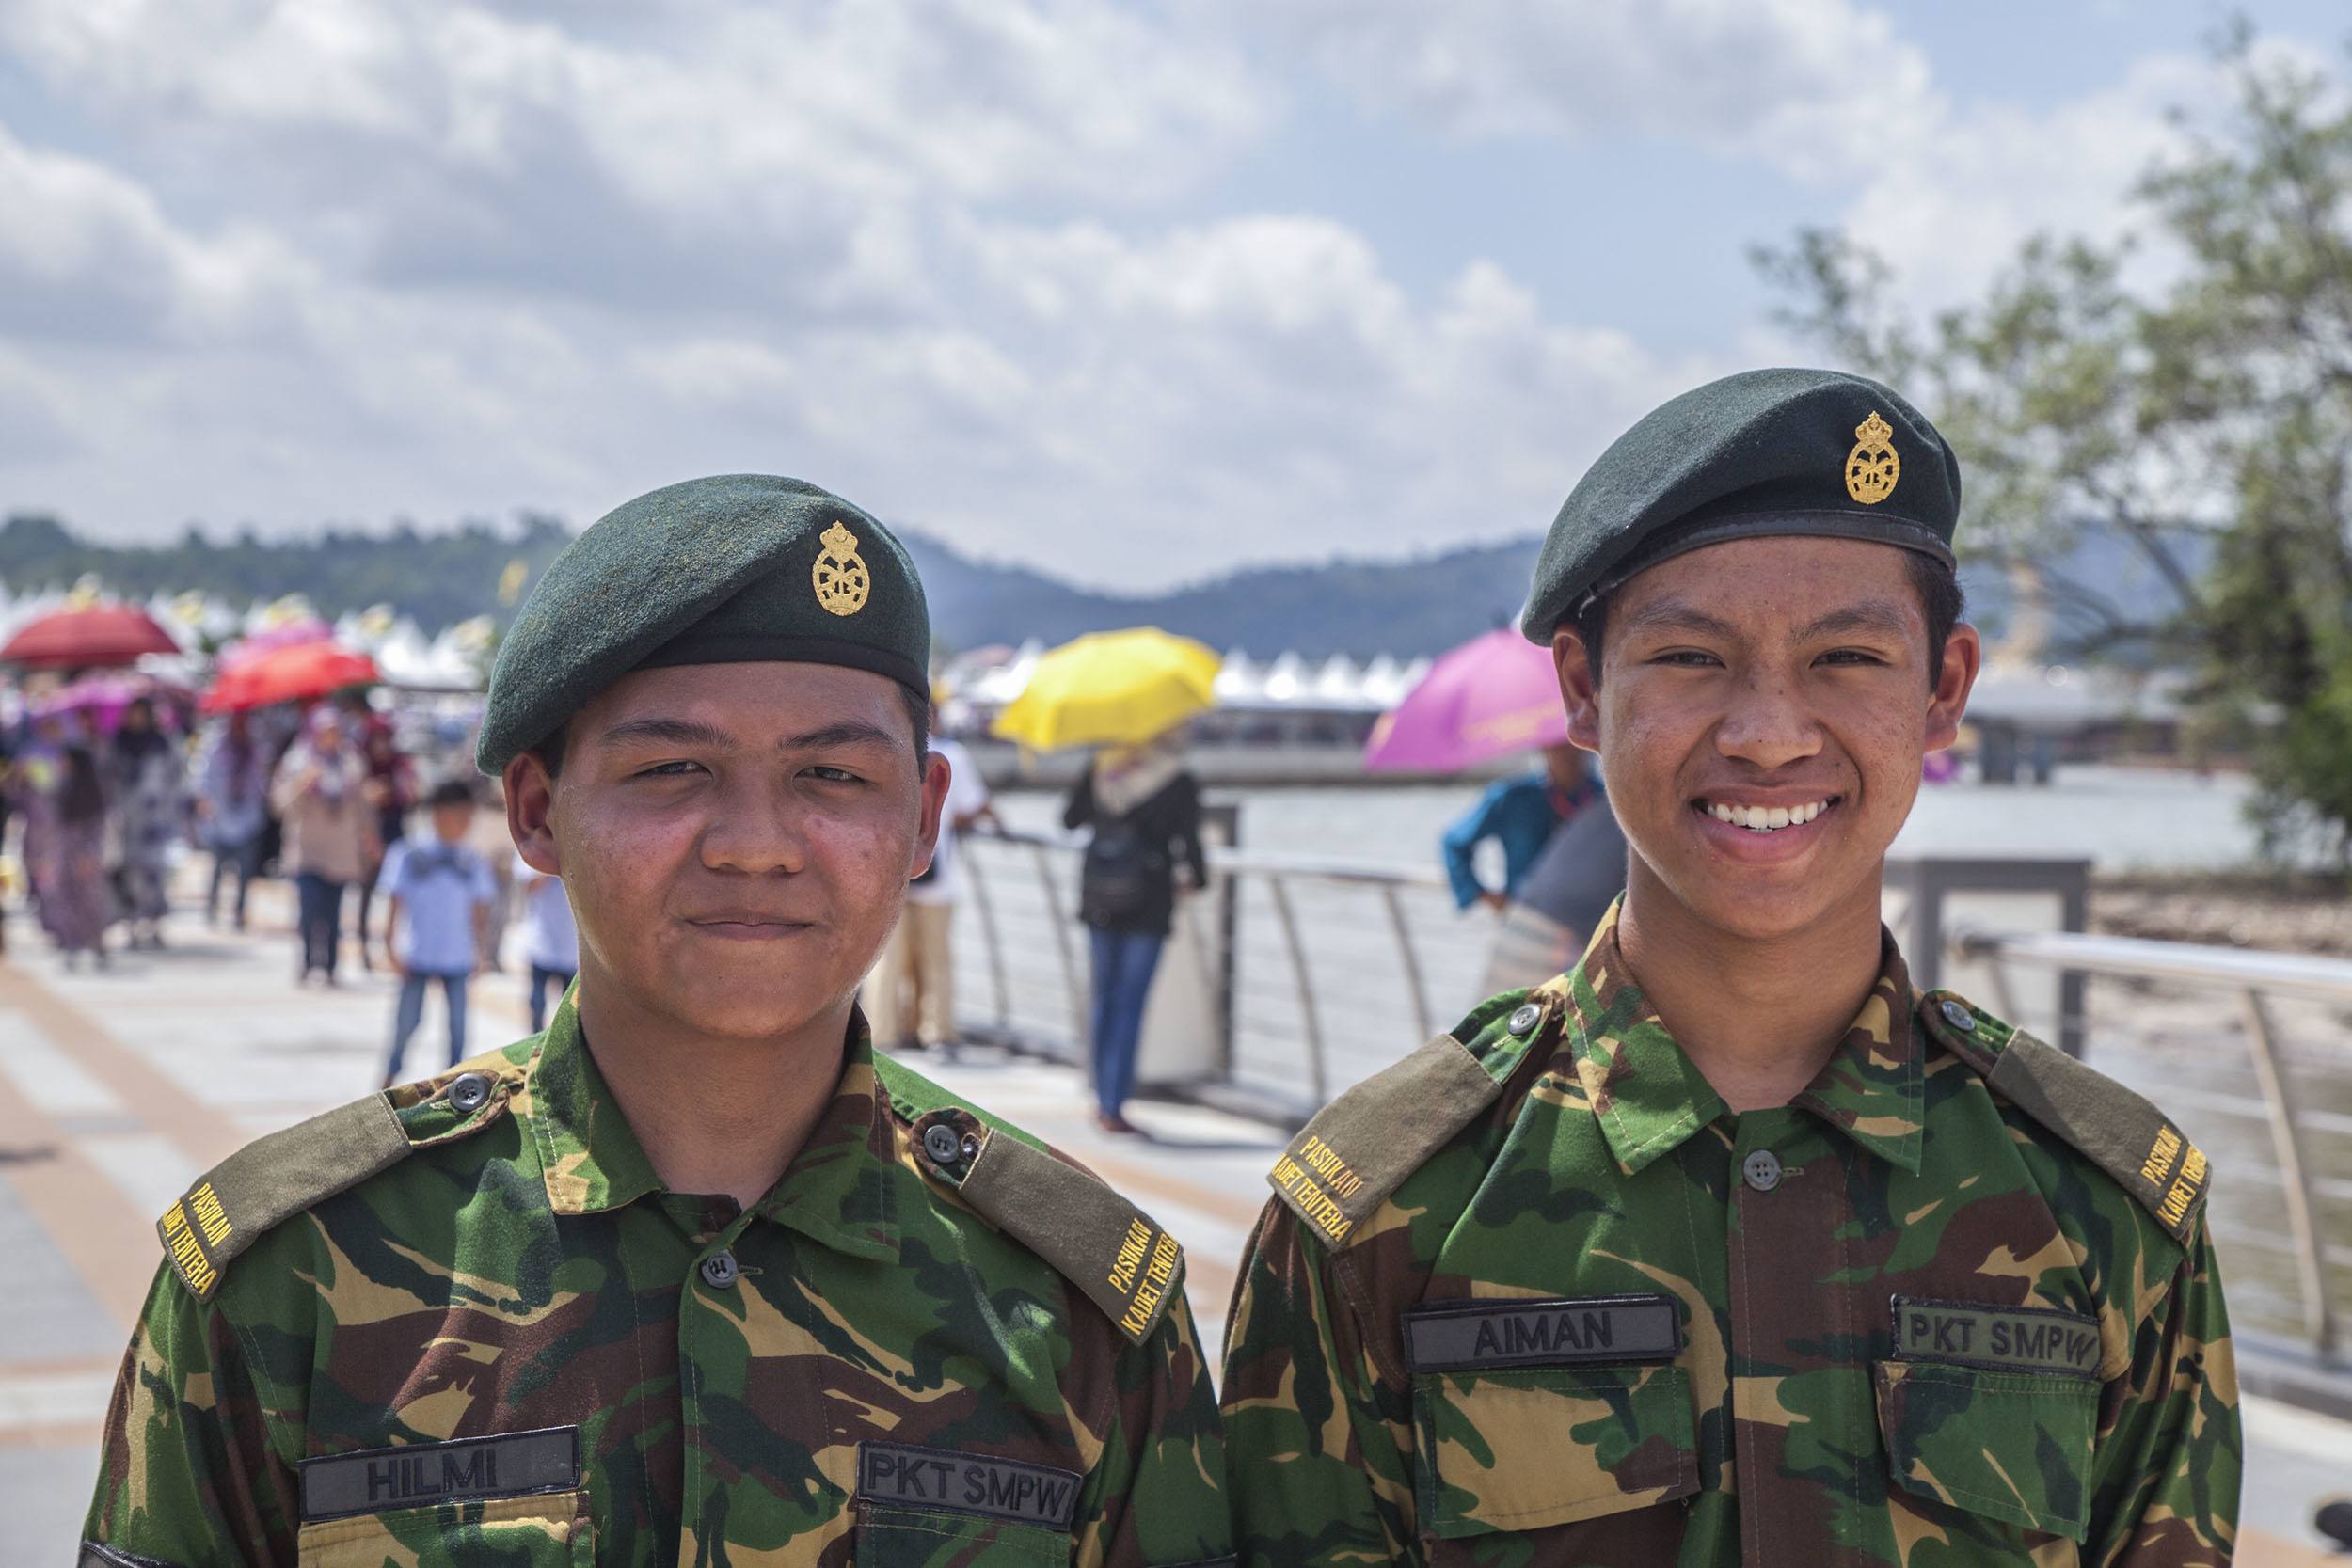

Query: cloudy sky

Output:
[1, 0, 2342, 587]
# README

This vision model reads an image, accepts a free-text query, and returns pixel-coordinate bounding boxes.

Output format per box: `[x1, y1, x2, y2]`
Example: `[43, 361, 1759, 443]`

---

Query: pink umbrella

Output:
[1363, 627, 1569, 773]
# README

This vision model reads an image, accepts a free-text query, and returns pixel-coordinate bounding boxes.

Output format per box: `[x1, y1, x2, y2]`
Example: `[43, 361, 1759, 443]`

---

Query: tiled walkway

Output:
[0, 886, 2343, 1562]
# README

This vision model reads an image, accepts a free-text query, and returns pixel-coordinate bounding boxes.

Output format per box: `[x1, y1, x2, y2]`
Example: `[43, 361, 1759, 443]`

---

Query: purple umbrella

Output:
[1363, 626, 1569, 773]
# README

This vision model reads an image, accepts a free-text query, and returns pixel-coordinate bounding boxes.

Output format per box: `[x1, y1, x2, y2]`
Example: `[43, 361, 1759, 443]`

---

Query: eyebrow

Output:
[1616, 597, 1914, 643]
[596, 717, 907, 753]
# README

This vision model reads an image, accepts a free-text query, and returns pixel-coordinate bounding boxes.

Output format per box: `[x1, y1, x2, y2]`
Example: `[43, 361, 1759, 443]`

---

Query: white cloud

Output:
[0, 0, 2336, 591]
[1234, 0, 1939, 182]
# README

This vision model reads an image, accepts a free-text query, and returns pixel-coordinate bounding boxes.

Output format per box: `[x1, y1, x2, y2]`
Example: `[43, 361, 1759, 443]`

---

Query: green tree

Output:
[1757, 27, 2352, 865]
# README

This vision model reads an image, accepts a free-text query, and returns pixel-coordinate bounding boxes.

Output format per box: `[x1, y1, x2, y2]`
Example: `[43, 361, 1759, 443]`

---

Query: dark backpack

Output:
[1079, 819, 1169, 927]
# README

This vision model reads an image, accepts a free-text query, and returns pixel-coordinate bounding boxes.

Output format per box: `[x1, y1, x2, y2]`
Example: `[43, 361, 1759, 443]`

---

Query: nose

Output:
[697, 772, 810, 877]
[1712, 671, 1823, 773]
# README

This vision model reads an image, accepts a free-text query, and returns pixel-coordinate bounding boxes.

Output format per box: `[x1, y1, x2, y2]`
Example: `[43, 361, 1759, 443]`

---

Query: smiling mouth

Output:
[1692, 796, 1840, 833]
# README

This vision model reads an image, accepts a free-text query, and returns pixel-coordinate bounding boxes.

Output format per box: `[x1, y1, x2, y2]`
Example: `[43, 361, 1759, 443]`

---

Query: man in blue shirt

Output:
[1440, 741, 1600, 911]
[376, 778, 500, 1083]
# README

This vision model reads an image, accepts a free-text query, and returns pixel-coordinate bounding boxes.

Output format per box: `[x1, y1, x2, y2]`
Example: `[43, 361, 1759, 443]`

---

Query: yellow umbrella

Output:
[992, 627, 1221, 751]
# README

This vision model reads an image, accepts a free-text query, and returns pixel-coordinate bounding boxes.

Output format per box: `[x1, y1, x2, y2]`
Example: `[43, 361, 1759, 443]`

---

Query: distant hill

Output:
[0, 510, 2201, 661]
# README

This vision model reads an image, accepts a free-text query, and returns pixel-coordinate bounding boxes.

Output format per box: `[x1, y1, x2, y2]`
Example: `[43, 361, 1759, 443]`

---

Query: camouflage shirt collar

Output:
[524, 995, 898, 1259]
[1789, 930, 1924, 1173]
[1563, 908, 1923, 1175]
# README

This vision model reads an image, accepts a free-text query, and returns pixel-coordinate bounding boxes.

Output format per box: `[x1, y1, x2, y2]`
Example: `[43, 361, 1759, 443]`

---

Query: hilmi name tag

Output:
[299, 1427, 580, 1522]
[857, 1441, 1082, 1531]
[1404, 1293, 1681, 1372]
[1891, 1296, 2102, 1379]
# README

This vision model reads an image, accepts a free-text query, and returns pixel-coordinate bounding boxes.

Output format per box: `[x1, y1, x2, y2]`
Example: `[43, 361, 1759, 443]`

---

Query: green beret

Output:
[477, 474, 929, 773]
[1520, 367, 1960, 641]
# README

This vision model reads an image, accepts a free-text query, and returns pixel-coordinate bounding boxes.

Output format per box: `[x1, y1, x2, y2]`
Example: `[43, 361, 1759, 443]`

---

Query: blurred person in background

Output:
[1440, 740, 1601, 914]
[346, 690, 417, 971]
[1062, 731, 1205, 1133]
[194, 709, 270, 930]
[376, 778, 497, 1084]
[14, 711, 113, 969]
[270, 705, 375, 985]
[865, 699, 998, 1053]
[513, 843, 578, 1032]
[105, 695, 183, 950]
[1477, 794, 1629, 996]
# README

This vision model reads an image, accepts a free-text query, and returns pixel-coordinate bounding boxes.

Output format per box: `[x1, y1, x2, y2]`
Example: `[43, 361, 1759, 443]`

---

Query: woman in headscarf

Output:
[13, 711, 114, 967]
[270, 705, 377, 985]
[195, 710, 271, 930]
[106, 695, 184, 949]
[1060, 729, 1206, 1133]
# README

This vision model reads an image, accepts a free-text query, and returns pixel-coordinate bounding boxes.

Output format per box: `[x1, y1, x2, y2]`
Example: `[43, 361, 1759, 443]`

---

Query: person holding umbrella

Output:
[995, 626, 1222, 1135]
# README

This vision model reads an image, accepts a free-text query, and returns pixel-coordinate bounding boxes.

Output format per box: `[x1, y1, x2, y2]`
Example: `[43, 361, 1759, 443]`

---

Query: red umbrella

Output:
[202, 641, 379, 712]
[1, 604, 181, 669]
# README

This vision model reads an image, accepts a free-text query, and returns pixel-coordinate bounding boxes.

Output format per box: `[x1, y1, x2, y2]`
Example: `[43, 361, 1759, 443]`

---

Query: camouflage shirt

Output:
[84, 995, 1232, 1567]
[1220, 905, 2238, 1567]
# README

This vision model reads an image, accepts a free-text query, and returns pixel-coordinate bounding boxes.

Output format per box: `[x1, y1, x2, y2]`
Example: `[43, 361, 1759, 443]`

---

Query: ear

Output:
[505, 753, 560, 876]
[909, 750, 952, 881]
[1552, 628, 1603, 753]
[1923, 621, 1982, 753]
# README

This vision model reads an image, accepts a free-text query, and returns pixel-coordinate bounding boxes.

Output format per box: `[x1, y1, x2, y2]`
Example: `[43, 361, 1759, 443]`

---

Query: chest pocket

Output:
[1413, 1362, 1698, 1538]
[857, 1506, 1067, 1567]
[1874, 1360, 2100, 1544]
[294, 1490, 595, 1567]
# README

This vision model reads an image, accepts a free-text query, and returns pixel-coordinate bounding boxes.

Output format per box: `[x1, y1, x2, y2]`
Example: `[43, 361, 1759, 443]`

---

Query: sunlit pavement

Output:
[0, 888, 2344, 1561]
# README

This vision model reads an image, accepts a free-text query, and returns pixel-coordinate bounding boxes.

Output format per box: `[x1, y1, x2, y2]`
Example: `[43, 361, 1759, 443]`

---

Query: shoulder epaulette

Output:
[1266, 983, 1564, 1251]
[157, 1060, 518, 1301]
[876, 1052, 1184, 1347]
[1922, 990, 2211, 1246]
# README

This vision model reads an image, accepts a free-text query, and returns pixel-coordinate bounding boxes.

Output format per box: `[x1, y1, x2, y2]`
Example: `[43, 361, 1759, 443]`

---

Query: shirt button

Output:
[699, 1250, 739, 1290]
[1507, 1003, 1543, 1036]
[922, 1123, 963, 1164]
[1741, 1149, 1783, 1192]
[447, 1073, 492, 1114]
[1939, 998, 1977, 1033]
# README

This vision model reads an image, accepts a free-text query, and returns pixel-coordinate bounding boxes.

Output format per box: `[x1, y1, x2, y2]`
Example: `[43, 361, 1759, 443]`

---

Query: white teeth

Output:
[1703, 799, 1830, 832]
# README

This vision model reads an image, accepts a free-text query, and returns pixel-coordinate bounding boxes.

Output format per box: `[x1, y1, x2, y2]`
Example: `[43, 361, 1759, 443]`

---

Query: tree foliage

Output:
[1757, 27, 2352, 864]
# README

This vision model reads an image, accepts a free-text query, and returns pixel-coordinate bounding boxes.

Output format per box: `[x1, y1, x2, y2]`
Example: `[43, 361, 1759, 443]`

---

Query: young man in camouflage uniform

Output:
[82, 475, 1232, 1567]
[1220, 370, 2239, 1567]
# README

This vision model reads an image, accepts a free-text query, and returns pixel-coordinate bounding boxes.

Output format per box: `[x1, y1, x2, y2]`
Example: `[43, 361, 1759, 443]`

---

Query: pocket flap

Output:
[1414, 1362, 1698, 1539]
[1874, 1360, 2098, 1541]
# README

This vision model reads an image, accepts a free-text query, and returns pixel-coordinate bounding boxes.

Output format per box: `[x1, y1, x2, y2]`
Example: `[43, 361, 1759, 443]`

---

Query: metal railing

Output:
[948, 824, 2348, 1368]
[1955, 927, 2352, 1367]
[954, 826, 1485, 1124]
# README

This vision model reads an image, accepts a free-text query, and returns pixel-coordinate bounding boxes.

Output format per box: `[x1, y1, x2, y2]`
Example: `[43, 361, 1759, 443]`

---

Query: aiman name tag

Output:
[299, 1427, 580, 1522]
[857, 1441, 1083, 1531]
[1890, 1296, 2102, 1379]
[1404, 1293, 1681, 1373]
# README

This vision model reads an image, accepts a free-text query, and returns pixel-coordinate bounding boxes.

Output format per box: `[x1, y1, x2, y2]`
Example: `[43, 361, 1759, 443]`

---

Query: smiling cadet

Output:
[81, 475, 1232, 1568]
[1219, 371, 2238, 1567]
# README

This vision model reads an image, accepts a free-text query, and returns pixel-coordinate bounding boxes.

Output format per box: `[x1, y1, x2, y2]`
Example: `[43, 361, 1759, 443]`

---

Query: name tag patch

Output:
[1890, 1296, 2101, 1379]
[856, 1441, 1082, 1531]
[299, 1427, 580, 1522]
[1404, 1293, 1681, 1372]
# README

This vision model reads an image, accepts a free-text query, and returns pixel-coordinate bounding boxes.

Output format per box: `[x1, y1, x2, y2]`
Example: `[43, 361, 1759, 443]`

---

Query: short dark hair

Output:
[426, 779, 477, 810]
[1570, 549, 1965, 688]
[526, 682, 930, 782]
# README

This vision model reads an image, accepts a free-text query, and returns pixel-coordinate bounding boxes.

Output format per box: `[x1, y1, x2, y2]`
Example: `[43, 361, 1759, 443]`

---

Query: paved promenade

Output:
[2, 885, 2344, 1561]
